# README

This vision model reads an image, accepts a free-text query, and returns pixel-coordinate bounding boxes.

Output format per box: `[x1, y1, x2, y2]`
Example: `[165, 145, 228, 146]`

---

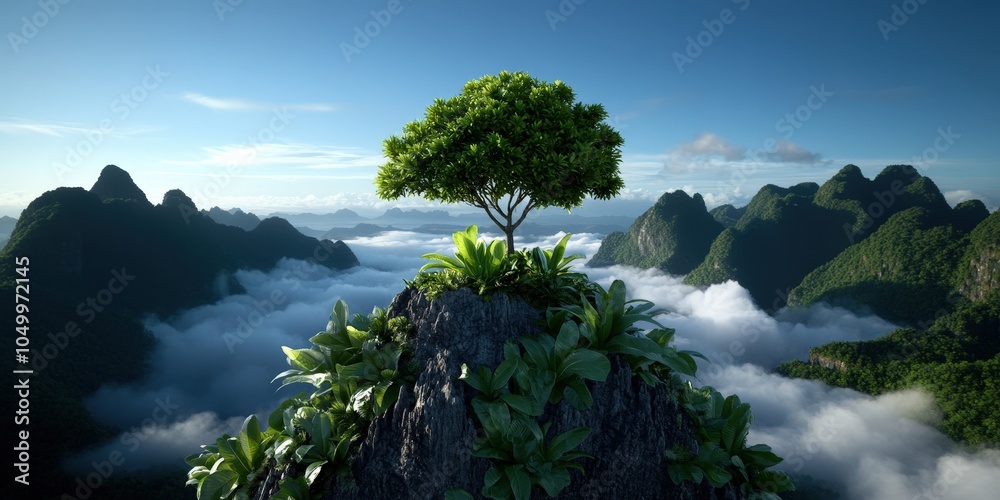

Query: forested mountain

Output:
[787, 207, 971, 323]
[587, 190, 723, 274]
[591, 164, 991, 319]
[778, 292, 1000, 446]
[0, 165, 360, 498]
[957, 208, 1000, 302]
[708, 204, 746, 228]
[593, 169, 1000, 449]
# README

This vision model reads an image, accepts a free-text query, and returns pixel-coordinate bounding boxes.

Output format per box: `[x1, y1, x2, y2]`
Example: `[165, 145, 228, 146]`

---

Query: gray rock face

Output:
[319, 287, 742, 499]
[549, 355, 739, 500]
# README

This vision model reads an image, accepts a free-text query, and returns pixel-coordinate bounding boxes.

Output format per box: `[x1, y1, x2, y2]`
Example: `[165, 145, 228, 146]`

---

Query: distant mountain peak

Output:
[89, 165, 151, 206]
[837, 163, 865, 179]
[161, 189, 198, 211]
[252, 216, 301, 237]
[204, 206, 261, 231]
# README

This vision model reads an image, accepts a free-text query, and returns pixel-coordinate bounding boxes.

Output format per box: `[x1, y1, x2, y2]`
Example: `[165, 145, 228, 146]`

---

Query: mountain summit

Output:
[89, 164, 152, 206]
[0, 166, 360, 495]
[588, 190, 722, 274]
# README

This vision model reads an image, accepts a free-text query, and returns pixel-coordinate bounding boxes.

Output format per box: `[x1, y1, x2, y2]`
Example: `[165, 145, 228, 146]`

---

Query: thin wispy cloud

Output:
[161, 142, 383, 169]
[0, 119, 159, 138]
[181, 92, 336, 112]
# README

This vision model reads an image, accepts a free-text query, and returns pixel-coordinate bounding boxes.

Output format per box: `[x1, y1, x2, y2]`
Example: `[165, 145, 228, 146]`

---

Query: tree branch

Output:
[510, 198, 536, 232]
[472, 191, 506, 230]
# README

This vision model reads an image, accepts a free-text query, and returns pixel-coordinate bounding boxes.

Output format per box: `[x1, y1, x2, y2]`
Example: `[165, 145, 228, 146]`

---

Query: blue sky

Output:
[1, 0, 997, 218]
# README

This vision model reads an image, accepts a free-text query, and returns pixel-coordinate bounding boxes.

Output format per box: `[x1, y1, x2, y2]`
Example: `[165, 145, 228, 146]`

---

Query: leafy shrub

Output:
[420, 225, 514, 295]
[185, 301, 418, 500]
[411, 225, 591, 308]
[667, 384, 794, 498]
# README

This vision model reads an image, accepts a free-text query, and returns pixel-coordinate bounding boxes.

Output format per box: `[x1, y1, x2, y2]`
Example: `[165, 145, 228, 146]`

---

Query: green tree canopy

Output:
[375, 71, 625, 252]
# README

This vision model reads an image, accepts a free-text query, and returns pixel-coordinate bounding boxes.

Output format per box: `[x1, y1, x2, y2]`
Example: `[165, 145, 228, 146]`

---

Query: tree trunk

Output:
[503, 212, 516, 255]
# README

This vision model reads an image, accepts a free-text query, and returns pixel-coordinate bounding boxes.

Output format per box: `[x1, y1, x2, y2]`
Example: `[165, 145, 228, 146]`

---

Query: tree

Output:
[375, 71, 625, 253]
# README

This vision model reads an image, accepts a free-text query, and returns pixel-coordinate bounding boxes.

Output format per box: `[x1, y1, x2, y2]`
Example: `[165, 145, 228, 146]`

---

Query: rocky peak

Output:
[160, 189, 197, 210]
[89, 165, 151, 206]
[270, 287, 744, 499]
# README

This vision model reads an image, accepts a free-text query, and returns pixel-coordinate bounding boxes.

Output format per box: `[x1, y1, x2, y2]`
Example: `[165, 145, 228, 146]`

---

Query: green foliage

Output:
[778, 294, 1000, 446]
[274, 476, 316, 500]
[472, 400, 592, 499]
[412, 225, 593, 309]
[185, 415, 275, 500]
[955, 208, 1000, 302]
[375, 70, 625, 249]
[462, 322, 602, 498]
[667, 384, 794, 498]
[788, 207, 969, 323]
[420, 225, 514, 295]
[685, 184, 856, 311]
[186, 300, 419, 499]
[555, 280, 702, 379]
[516, 323, 610, 409]
[444, 242, 785, 497]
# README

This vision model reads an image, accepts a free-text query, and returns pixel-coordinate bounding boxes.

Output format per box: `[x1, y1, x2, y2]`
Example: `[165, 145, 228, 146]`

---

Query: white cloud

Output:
[679, 132, 747, 161]
[660, 132, 825, 175]
[63, 232, 1000, 497]
[769, 139, 824, 164]
[181, 92, 336, 112]
[943, 190, 978, 207]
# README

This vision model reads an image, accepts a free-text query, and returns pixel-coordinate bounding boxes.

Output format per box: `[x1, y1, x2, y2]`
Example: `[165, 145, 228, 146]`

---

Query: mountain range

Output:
[588, 163, 1000, 450]
[271, 207, 634, 239]
[0, 165, 360, 498]
[590, 164, 995, 323]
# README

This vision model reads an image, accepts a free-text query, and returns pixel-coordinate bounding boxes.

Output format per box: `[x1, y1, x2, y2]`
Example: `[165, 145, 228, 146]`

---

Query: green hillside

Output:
[787, 207, 970, 324]
[709, 204, 746, 228]
[685, 182, 854, 311]
[780, 210, 1000, 446]
[956, 209, 1000, 302]
[778, 294, 1000, 446]
[587, 190, 723, 275]
[0, 165, 360, 498]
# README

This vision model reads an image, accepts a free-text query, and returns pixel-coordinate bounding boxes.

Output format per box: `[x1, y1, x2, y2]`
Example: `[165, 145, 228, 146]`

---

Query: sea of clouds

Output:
[65, 230, 1000, 499]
